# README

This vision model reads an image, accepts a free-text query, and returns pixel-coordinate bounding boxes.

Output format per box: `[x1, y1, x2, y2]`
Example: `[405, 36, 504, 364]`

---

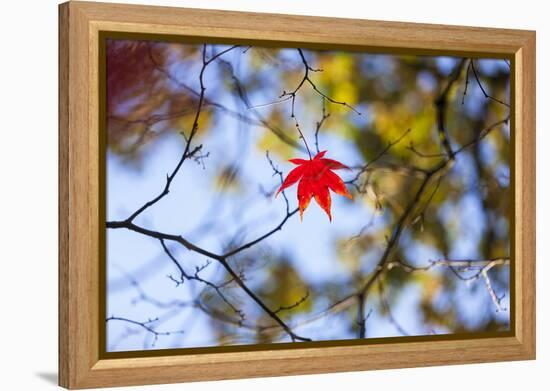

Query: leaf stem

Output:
[292, 116, 313, 159]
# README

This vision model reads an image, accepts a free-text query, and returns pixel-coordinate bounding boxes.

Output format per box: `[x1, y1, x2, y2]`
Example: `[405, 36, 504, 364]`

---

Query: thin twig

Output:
[106, 316, 185, 347]
[107, 219, 310, 341]
[266, 151, 290, 214]
[124, 44, 239, 223]
[461, 60, 472, 105]
[274, 292, 310, 314]
[407, 142, 447, 159]
[356, 292, 367, 338]
[314, 98, 330, 154]
[251, 48, 360, 158]
[160, 239, 245, 322]
[470, 60, 510, 108]
[435, 58, 467, 158]
[387, 257, 509, 311]
[346, 128, 412, 190]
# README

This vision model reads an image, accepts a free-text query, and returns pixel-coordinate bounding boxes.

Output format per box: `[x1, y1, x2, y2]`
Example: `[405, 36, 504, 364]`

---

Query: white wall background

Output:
[0, 0, 545, 389]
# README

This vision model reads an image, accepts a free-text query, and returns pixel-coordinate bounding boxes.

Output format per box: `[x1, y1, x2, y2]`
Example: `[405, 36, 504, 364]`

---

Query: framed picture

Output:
[59, 1, 536, 389]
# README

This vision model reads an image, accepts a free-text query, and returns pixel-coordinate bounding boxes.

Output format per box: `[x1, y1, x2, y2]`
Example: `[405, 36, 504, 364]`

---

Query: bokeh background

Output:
[105, 39, 511, 352]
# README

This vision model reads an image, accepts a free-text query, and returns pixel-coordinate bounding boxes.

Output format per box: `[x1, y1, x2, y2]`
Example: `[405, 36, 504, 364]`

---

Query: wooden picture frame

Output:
[59, 1, 536, 389]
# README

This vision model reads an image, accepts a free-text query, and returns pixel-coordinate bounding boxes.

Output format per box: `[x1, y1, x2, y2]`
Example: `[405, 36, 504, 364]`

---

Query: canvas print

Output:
[104, 38, 511, 352]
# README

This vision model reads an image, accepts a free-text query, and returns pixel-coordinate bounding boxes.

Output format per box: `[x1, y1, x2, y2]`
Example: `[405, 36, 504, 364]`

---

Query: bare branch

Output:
[481, 268, 507, 312]
[314, 98, 330, 154]
[435, 58, 467, 158]
[222, 208, 299, 258]
[266, 151, 290, 214]
[274, 291, 310, 314]
[296, 49, 361, 115]
[470, 60, 510, 108]
[106, 316, 185, 347]
[358, 159, 453, 300]
[346, 128, 413, 190]
[123, 44, 240, 223]
[387, 257, 509, 311]
[107, 219, 310, 342]
[160, 239, 246, 323]
[215, 57, 305, 152]
[345, 60, 511, 305]
[251, 48, 360, 157]
[454, 116, 510, 155]
[292, 115, 313, 159]
[461, 60, 471, 105]
[356, 292, 367, 338]
[410, 176, 443, 231]
[107, 44, 511, 346]
[407, 142, 447, 159]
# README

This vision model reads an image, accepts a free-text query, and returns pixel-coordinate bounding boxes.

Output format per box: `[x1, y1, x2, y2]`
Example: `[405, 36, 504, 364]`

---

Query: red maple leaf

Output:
[276, 150, 352, 221]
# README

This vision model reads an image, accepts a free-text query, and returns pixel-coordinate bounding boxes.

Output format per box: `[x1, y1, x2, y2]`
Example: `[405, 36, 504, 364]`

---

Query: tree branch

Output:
[160, 239, 246, 322]
[107, 46, 511, 345]
[296, 49, 361, 115]
[356, 292, 367, 338]
[122, 44, 239, 223]
[314, 98, 330, 154]
[107, 219, 309, 341]
[347, 59, 509, 306]
[250, 48, 360, 158]
[435, 58, 467, 158]
[346, 128, 413, 192]
[274, 291, 310, 314]
[222, 208, 299, 258]
[387, 257, 509, 312]
[215, 56, 305, 152]
[470, 60, 510, 108]
[106, 316, 185, 347]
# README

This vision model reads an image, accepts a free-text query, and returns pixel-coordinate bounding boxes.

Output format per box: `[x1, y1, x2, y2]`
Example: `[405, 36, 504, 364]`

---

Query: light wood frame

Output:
[59, 1, 536, 389]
